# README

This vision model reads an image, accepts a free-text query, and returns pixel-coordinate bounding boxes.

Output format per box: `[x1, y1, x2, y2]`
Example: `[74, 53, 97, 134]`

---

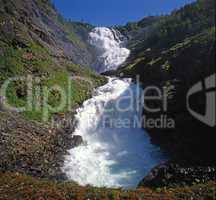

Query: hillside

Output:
[114, 0, 216, 186]
[0, 0, 105, 122]
[119, 0, 215, 52]
[0, 0, 106, 184]
[0, 0, 95, 67]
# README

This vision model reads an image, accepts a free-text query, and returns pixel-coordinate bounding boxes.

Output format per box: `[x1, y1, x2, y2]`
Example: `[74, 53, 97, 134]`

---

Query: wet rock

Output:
[0, 96, 6, 111]
[138, 162, 216, 188]
[0, 48, 4, 56]
[71, 135, 84, 148]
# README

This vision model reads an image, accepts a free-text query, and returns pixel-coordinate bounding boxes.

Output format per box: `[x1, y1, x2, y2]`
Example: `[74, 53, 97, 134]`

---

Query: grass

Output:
[62, 21, 88, 50]
[0, 0, 104, 123]
[4, 67, 105, 122]
[0, 39, 106, 122]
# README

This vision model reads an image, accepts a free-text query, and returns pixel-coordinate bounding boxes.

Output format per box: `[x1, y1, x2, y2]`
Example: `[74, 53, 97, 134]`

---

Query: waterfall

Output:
[88, 27, 130, 73]
[62, 27, 165, 189]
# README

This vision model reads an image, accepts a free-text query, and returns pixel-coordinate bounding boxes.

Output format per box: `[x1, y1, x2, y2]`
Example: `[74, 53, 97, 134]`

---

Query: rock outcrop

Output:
[118, 0, 216, 164]
[117, 0, 216, 187]
[139, 162, 216, 188]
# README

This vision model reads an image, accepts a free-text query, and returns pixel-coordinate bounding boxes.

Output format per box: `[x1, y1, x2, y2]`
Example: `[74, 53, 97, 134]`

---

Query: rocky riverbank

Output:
[139, 162, 216, 188]
[0, 110, 80, 181]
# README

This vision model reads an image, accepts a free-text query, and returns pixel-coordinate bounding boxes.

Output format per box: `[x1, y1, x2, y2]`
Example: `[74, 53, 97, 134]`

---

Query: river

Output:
[62, 27, 165, 189]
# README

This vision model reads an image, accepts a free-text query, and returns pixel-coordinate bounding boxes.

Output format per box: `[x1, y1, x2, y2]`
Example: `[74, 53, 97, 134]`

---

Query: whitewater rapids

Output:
[62, 27, 165, 188]
[62, 78, 165, 188]
[88, 27, 130, 73]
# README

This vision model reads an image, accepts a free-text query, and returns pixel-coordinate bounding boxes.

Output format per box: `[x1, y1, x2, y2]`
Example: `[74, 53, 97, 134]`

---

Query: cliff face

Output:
[114, 0, 216, 188]
[117, 0, 215, 165]
[0, 0, 95, 67]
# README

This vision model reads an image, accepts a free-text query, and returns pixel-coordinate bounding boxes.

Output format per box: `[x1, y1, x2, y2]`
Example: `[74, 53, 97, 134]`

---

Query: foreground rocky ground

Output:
[0, 111, 78, 180]
[139, 162, 216, 188]
[0, 110, 215, 200]
[0, 172, 215, 200]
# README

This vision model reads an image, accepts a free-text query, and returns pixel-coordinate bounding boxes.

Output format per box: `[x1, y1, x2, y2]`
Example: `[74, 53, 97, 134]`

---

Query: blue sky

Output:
[52, 0, 196, 26]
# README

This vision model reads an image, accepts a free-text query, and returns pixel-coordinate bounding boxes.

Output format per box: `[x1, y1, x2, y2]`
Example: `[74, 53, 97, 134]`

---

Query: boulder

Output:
[138, 162, 216, 188]
[71, 135, 84, 148]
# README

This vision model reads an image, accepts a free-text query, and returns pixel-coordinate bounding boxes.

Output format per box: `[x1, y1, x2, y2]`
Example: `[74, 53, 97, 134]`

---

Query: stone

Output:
[71, 135, 84, 148]
[0, 96, 6, 111]
[138, 162, 216, 188]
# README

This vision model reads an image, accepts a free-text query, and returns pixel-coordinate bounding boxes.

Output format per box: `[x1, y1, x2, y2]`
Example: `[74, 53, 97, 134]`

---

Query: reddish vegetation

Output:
[0, 172, 215, 200]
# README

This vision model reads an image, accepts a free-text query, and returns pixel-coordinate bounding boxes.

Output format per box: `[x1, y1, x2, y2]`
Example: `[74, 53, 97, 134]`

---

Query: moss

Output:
[148, 57, 162, 66]
[126, 57, 146, 70]
[162, 60, 171, 71]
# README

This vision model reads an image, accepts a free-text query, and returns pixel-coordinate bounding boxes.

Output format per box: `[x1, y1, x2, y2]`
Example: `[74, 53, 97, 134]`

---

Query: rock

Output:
[0, 48, 4, 56]
[71, 135, 84, 148]
[0, 96, 6, 111]
[0, 111, 80, 180]
[138, 162, 216, 188]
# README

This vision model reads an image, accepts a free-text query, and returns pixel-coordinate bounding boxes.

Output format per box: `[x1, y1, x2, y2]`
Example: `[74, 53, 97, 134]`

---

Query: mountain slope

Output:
[117, 0, 215, 168]
[0, 0, 106, 181]
[0, 0, 105, 122]
[120, 0, 215, 53]
[0, 0, 95, 67]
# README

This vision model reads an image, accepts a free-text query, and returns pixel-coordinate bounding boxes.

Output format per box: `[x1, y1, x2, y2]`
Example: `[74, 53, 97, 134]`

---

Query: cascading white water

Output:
[88, 27, 130, 73]
[62, 27, 165, 188]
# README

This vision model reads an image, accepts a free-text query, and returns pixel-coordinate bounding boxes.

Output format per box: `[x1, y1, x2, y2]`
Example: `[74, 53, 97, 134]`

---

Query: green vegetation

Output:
[116, 16, 161, 36]
[120, 26, 215, 93]
[0, 42, 53, 82]
[118, 0, 215, 84]
[62, 22, 87, 49]
[117, 0, 216, 181]
[0, 32, 105, 122]
[0, 0, 104, 123]
[121, 0, 215, 52]
[62, 20, 94, 49]
[121, 27, 215, 81]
